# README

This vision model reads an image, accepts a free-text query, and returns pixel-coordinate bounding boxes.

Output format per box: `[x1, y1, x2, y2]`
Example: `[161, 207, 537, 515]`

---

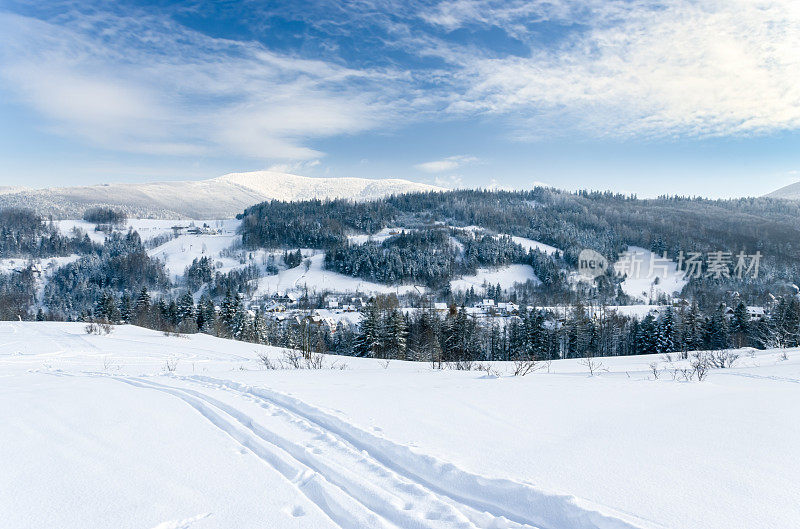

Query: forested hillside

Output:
[2, 188, 800, 361]
[239, 189, 800, 303]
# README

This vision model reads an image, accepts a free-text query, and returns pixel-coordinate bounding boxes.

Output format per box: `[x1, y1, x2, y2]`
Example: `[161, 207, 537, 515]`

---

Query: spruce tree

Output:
[176, 291, 195, 324]
[637, 314, 658, 355]
[354, 301, 380, 357]
[657, 307, 676, 354]
[384, 308, 408, 359]
[118, 291, 133, 323]
[730, 301, 750, 348]
[681, 302, 703, 356]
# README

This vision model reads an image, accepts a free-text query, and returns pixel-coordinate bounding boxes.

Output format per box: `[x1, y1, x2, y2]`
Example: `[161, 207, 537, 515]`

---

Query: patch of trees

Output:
[0, 208, 96, 258]
[0, 269, 38, 320]
[79, 287, 800, 365]
[238, 199, 396, 249]
[349, 296, 799, 363]
[43, 230, 169, 320]
[325, 229, 457, 288]
[88, 288, 356, 355]
[183, 257, 261, 299]
[83, 207, 127, 225]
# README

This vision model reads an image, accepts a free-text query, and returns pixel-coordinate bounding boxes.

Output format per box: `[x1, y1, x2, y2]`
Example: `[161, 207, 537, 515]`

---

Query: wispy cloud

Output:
[432, 174, 464, 188]
[440, 0, 800, 138]
[0, 9, 401, 160]
[415, 155, 478, 173]
[0, 0, 798, 168]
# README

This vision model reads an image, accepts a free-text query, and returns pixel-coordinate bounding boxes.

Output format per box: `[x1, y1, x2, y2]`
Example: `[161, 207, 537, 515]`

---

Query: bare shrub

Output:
[649, 362, 661, 380]
[705, 350, 740, 369]
[578, 356, 604, 376]
[378, 360, 391, 370]
[444, 359, 474, 371]
[257, 351, 278, 370]
[330, 360, 349, 370]
[102, 356, 115, 371]
[474, 362, 501, 377]
[513, 358, 543, 376]
[85, 322, 113, 335]
[690, 354, 710, 381]
[460, 359, 474, 371]
[672, 366, 695, 381]
[164, 357, 179, 372]
[280, 349, 303, 369]
[304, 352, 326, 370]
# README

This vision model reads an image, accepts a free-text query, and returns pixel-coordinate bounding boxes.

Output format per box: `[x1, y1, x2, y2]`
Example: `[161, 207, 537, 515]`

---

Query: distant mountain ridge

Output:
[766, 181, 800, 200]
[0, 171, 443, 219]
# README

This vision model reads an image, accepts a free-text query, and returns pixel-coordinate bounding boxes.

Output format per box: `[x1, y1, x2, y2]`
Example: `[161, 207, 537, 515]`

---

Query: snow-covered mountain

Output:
[765, 181, 800, 200]
[0, 186, 26, 195]
[0, 171, 443, 219]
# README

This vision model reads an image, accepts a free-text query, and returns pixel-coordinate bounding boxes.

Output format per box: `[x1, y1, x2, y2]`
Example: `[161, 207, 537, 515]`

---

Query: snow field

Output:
[2, 322, 800, 529]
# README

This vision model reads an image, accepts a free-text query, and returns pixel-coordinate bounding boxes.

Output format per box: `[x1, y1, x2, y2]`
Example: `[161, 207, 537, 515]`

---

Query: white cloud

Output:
[0, 11, 398, 159]
[433, 174, 464, 188]
[266, 159, 323, 174]
[446, 0, 800, 138]
[415, 155, 478, 173]
[1, 0, 798, 164]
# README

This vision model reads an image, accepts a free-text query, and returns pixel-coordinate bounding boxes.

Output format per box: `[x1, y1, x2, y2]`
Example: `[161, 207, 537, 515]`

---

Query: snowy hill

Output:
[0, 171, 442, 219]
[765, 181, 800, 200]
[2, 321, 799, 529]
[0, 185, 27, 195]
[216, 171, 441, 203]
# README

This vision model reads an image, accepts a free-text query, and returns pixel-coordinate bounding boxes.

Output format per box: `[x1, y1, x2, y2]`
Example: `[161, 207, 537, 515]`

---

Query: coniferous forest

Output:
[2, 188, 800, 361]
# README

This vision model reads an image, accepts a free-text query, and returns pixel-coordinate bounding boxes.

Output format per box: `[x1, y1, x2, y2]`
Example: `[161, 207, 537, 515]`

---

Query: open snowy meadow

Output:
[2, 322, 799, 529]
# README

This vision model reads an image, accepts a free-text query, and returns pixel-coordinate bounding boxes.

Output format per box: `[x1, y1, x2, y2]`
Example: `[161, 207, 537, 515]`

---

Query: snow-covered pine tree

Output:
[730, 301, 750, 348]
[252, 310, 268, 344]
[176, 291, 195, 324]
[681, 302, 703, 356]
[118, 291, 133, 323]
[135, 287, 151, 313]
[354, 300, 380, 357]
[231, 306, 253, 342]
[657, 306, 676, 354]
[383, 308, 408, 359]
[196, 294, 216, 333]
[637, 313, 658, 355]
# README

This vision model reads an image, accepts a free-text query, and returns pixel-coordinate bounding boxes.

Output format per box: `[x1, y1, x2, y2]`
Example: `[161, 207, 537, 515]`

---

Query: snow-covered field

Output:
[2, 322, 799, 529]
[450, 264, 540, 293]
[255, 251, 424, 297]
[56, 219, 238, 246]
[615, 247, 687, 302]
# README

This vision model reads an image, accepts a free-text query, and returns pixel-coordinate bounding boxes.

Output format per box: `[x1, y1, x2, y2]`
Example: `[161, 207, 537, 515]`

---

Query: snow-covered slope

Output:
[614, 247, 687, 302]
[450, 264, 540, 293]
[0, 185, 27, 195]
[765, 181, 800, 200]
[0, 171, 442, 219]
[2, 322, 799, 529]
[255, 251, 423, 296]
[217, 171, 441, 203]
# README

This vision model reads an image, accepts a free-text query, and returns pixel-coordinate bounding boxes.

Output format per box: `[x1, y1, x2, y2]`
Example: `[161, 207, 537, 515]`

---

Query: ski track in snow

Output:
[149, 513, 211, 529]
[55, 371, 662, 529]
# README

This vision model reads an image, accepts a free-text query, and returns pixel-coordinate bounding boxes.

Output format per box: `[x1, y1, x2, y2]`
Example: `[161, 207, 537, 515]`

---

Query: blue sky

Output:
[0, 0, 798, 197]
